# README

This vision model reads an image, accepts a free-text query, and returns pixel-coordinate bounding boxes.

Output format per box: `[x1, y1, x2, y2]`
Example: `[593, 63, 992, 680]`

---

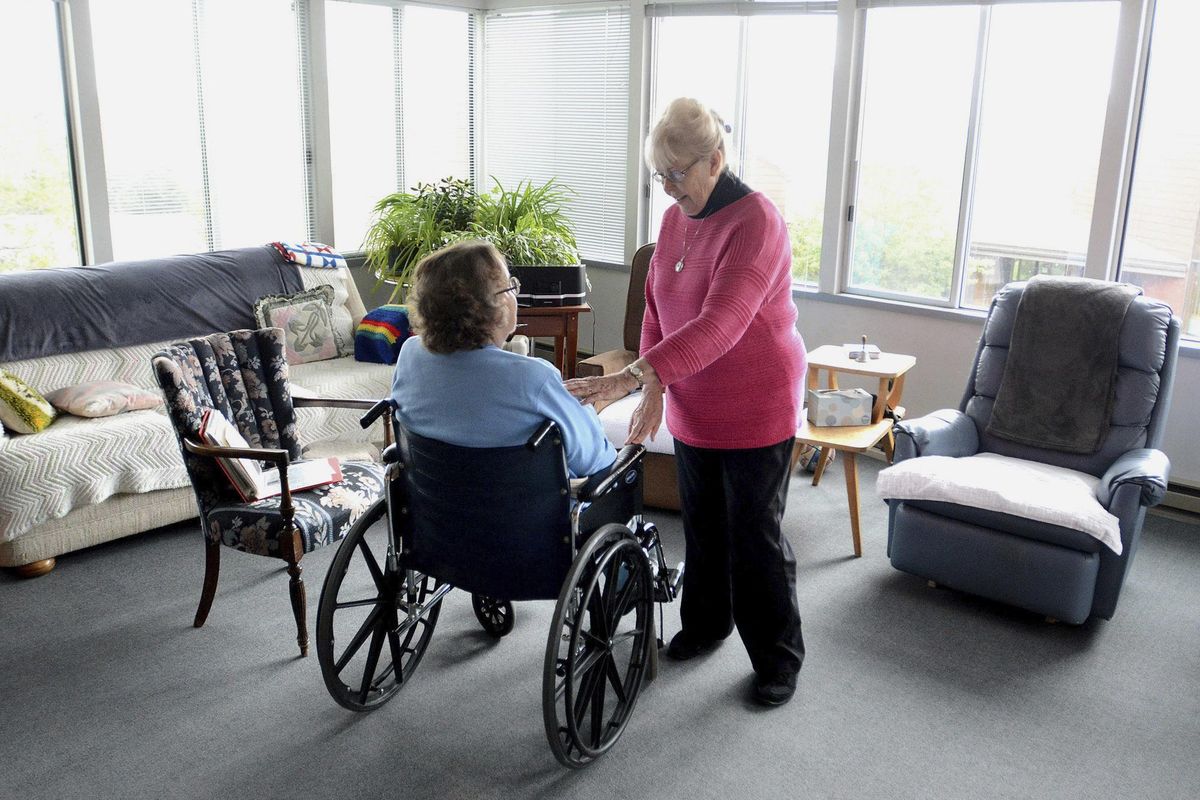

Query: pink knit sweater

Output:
[641, 193, 806, 450]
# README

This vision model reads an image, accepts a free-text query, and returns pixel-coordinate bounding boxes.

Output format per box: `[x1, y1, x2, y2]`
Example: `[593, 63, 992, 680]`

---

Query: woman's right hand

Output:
[564, 372, 637, 406]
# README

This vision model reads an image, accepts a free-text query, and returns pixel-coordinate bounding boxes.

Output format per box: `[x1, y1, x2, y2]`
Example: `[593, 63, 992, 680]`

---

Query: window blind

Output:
[91, 0, 309, 259]
[483, 7, 631, 264]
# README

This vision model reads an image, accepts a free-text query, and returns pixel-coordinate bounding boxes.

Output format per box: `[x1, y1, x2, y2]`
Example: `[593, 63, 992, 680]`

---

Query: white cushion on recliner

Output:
[596, 391, 675, 455]
[876, 452, 1121, 554]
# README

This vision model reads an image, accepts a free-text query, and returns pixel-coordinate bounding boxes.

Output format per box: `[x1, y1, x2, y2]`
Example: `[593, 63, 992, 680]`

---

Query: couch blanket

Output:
[986, 275, 1139, 454]
[0, 246, 302, 363]
[0, 411, 190, 543]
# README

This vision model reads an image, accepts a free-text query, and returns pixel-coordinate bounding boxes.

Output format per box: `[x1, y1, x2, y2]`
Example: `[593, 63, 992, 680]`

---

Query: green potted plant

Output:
[362, 177, 481, 303]
[362, 176, 584, 304]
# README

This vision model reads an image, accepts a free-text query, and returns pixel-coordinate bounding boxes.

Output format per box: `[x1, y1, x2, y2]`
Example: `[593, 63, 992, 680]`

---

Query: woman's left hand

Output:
[564, 373, 634, 406]
[626, 387, 664, 445]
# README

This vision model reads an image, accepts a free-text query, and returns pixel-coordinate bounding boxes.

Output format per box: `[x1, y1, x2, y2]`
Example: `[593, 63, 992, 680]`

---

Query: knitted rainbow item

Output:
[355, 305, 412, 363]
[271, 241, 347, 270]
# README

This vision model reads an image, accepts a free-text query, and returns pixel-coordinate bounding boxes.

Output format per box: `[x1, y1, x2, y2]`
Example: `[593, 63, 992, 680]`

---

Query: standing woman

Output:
[565, 97, 807, 706]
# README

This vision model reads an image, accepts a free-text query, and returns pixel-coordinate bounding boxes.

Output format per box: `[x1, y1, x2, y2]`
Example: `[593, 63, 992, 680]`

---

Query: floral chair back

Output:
[153, 327, 300, 513]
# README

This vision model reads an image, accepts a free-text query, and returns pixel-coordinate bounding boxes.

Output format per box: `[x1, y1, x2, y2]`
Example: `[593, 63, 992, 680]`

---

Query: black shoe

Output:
[665, 631, 721, 661]
[752, 670, 798, 706]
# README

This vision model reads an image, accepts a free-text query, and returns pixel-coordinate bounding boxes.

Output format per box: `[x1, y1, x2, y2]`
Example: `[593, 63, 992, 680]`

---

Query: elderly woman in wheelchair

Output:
[314, 241, 683, 767]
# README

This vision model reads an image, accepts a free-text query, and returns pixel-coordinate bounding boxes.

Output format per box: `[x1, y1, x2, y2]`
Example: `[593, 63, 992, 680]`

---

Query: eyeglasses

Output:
[651, 158, 702, 185]
[495, 275, 521, 296]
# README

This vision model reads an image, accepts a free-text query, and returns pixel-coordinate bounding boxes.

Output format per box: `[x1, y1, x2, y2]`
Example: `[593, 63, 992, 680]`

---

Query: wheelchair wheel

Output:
[472, 594, 515, 638]
[542, 523, 655, 768]
[316, 499, 444, 712]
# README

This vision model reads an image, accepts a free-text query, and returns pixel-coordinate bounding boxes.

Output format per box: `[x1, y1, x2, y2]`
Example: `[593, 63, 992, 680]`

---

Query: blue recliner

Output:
[884, 281, 1180, 623]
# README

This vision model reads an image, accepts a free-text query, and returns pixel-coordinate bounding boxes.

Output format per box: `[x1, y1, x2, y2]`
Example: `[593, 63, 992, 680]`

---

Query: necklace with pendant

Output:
[675, 215, 706, 273]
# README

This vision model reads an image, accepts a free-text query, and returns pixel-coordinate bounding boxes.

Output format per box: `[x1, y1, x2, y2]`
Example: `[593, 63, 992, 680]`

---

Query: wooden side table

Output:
[794, 344, 916, 557]
[516, 304, 591, 379]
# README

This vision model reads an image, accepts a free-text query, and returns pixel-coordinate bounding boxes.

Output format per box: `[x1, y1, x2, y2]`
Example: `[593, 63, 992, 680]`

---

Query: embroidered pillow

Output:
[354, 305, 412, 364]
[253, 286, 345, 364]
[0, 369, 56, 434]
[44, 381, 164, 418]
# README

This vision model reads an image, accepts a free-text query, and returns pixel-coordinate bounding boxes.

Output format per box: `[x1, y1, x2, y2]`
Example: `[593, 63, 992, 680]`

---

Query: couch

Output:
[0, 246, 394, 577]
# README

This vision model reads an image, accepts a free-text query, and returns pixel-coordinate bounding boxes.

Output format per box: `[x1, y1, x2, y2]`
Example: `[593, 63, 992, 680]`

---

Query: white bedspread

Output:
[875, 452, 1121, 554]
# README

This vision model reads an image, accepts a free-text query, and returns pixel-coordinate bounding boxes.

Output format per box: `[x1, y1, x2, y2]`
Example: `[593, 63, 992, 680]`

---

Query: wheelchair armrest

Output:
[1095, 448, 1170, 509]
[575, 444, 646, 502]
[893, 409, 979, 463]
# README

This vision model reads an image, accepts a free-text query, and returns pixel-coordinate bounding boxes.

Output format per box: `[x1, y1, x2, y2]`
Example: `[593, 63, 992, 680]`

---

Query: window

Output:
[484, 8, 630, 264]
[0, 1, 80, 271]
[326, 1, 473, 252]
[1120, 0, 1200, 339]
[649, 10, 837, 284]
[91, 0, 309, 260]
[849, 1, 1120, 306]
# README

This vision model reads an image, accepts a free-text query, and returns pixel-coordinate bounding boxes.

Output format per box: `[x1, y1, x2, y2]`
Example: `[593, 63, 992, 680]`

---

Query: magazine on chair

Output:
[198, 409, 341, 502]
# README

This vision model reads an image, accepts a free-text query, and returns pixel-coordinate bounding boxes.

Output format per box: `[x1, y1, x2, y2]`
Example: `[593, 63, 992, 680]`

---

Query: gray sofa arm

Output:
[1095, 448, 1170, 508]
[893, 409, 980, 463]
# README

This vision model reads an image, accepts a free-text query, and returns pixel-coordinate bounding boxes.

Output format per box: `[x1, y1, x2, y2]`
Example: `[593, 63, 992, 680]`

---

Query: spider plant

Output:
[362, 177, 481, 302]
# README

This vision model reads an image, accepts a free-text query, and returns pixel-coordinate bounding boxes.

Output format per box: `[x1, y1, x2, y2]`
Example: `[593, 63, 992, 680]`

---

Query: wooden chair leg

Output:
[811, 446, 833, 487]
[882, 430, 895, 463]
[194, 540, 221, 628]
[286, 559, 309, 657]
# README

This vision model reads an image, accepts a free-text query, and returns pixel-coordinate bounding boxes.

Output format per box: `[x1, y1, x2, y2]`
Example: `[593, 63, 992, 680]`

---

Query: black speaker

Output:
[510, 265, 588, 307]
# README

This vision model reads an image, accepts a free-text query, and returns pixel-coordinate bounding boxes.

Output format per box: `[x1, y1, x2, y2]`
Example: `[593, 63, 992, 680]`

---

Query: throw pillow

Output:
[253, 285, 345, 364]
[0, 369, 57, 434]
[44, 381, 164, 418]
[354, 305, 412, 364]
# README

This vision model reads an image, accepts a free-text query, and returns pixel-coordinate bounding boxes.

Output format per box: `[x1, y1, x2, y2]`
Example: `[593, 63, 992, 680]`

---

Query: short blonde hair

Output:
[407, 240, 508, 354]
[645, 97, 729, 174]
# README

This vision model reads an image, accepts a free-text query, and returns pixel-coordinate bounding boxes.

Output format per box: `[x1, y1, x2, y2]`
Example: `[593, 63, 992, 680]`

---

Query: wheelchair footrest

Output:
[655, 563, 684, 603]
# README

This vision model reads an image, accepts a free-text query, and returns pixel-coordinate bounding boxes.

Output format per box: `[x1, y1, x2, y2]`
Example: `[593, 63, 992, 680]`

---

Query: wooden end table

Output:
[516, 304, 591, 379]
[793, 344, 916, 558]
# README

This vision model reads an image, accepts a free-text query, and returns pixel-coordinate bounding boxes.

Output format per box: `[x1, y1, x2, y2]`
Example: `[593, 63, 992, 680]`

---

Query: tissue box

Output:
[806, 388, 873, 427]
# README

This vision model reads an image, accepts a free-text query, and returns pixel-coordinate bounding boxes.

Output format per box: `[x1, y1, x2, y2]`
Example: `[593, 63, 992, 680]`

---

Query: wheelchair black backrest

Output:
[393, 421, 575, 602]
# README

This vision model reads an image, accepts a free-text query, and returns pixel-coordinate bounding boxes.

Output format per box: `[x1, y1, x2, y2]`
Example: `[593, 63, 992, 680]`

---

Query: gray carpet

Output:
[3, 458, 1199, 800]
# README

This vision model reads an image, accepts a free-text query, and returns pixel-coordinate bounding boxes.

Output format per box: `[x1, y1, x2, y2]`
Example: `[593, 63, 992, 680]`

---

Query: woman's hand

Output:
[626, 386, 664, 445]
[564, 372, 636, 406]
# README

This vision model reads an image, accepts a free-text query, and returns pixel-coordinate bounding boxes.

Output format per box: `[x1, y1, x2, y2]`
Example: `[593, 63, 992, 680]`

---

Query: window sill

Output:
[791, 285, 1200, 359]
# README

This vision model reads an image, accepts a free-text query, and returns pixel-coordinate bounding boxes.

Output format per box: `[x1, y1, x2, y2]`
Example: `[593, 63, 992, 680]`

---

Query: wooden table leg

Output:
[811, 446, 833, 486]
[564, 311, 580, 378]
[842, 452, 862, 557]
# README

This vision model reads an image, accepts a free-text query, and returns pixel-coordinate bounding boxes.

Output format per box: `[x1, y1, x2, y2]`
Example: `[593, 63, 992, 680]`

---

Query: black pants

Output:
[674, 437, 805, 677]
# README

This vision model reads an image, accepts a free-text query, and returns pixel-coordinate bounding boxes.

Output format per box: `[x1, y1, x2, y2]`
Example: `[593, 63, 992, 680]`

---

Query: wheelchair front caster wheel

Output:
[472, 594, 515, 637]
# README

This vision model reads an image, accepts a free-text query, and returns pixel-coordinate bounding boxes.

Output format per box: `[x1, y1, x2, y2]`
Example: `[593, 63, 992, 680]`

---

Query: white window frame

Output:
[827, 0, 1153, 308]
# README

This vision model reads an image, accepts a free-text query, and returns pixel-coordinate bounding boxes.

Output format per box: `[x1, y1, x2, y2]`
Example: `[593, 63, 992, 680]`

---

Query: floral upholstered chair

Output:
[152, 327, 386, 656]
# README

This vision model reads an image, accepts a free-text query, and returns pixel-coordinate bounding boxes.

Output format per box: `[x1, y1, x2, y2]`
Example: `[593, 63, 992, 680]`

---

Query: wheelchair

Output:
[315, 400, 683, 768]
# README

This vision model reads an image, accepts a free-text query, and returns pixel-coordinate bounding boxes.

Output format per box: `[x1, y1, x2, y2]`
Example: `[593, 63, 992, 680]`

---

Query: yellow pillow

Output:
[0, 369, 56, 434]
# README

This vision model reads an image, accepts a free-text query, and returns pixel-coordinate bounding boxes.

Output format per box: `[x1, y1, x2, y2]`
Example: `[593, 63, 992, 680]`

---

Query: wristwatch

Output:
[626, 363, 645, 390]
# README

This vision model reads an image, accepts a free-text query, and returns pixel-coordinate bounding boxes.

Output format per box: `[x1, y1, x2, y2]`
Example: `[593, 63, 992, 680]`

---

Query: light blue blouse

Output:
[391, 338, 617, 478]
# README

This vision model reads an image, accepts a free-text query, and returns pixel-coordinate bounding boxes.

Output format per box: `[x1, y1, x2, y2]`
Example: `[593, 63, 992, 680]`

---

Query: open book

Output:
[198, 409, 342, 502]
